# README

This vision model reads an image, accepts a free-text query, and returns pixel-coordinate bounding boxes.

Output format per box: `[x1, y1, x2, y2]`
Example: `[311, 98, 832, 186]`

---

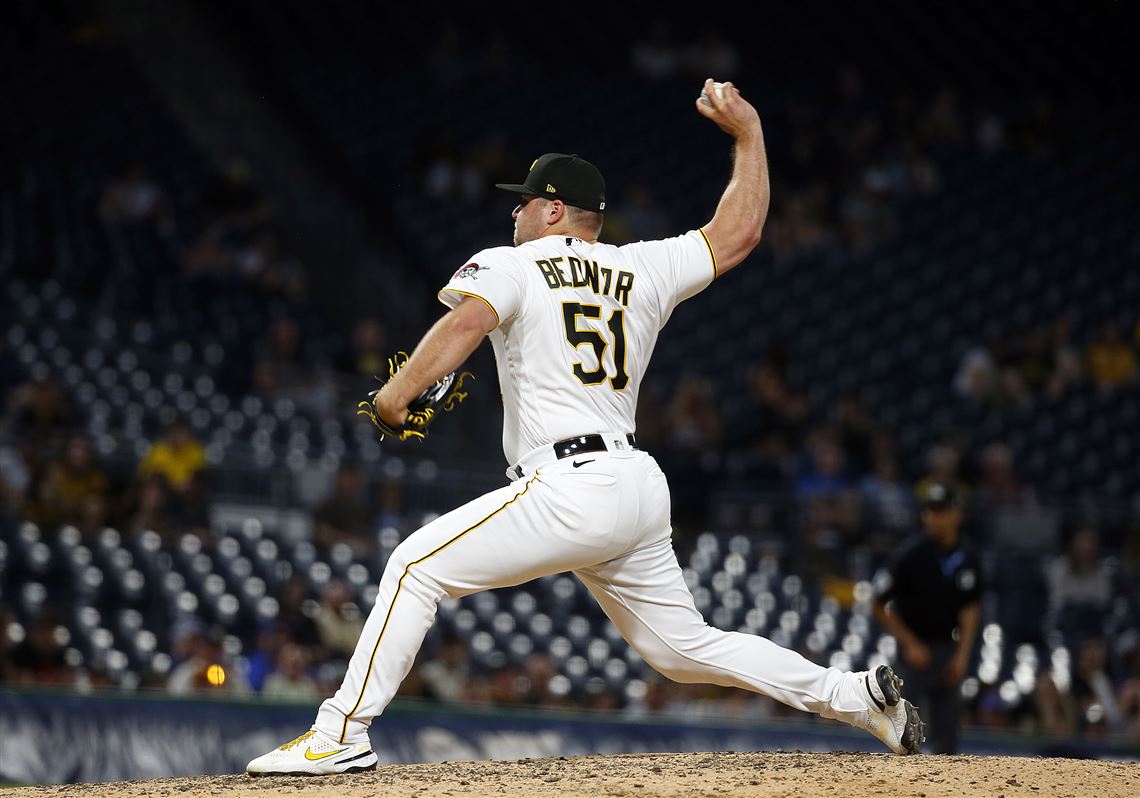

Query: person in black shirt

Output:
[872, 482, 982, 753]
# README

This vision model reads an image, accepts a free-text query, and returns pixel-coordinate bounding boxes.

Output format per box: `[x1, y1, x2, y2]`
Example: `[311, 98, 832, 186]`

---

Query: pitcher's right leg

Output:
[248, 474, 545, 776]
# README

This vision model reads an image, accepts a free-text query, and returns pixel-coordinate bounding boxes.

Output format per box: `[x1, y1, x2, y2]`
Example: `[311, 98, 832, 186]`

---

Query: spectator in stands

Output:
[918, 85, 966, 151]
[663, 375, 723, 454]
[167, 619, 251, 696]
[181, 222, 234, 281]
[137, 417, 206, 497]
[261, 642, 321, 703]
[419, 132, 470, 201]
[1119, 525, 1140, 626]
[246, 619, 288, 694]
[335, 316, 391, 420]
[1043, 525, 1113, 640]
[7, 375, 76, 451]
[914, 439, 971, 511]
[764, 187, 832, 256]
[200, 156, 269, 228]
[838, 180, 898, 254]
[372, 480, 405, 538]
[633, 381, 668, 453]
[1085, 319, 1138, 391]
[276, 575, 323, 654]
[0, 439, 34, 520]
[681, 27, 741, 79]
[797, 427, 861, 582]
[795, 426, 854, 501]
[972, 685, 1014, 731]
[167, 469, 213, 542]
[860, 432, 916, 547]
[0, 605, 14, 684]
[75, 493, 111, 540]
[832, 391, 876, 476]
[1036, 636, 1124, 738]
[487, 663, 528, 705]
[252, 316, 337, 418]
[1044, 313, 1084, 399]
[117, 473, 172, 540]
[419, 632, 472, 703]
[522, 651, 557, 705]
[971, 441, 1035, 511]
[1114, 632, 1140, 741]
[953, 340, 999, 402]
[21, 433, 108, 529]
[97, 163, 171, 231]
[7, 607, 76, 687]
[660, 375, 723, 537]
[739, 360, 809, 454]
[235, 230, 289, 286]
[629, 19, 682, 80]
[604, 182, 672, 245]
[466, 133, 511, 207]
[314, 579, 365, 662]
[872, 482, 982, 754]
[1013, 323, 1057, 396]
[313, 462, 375, 556]
[953, 335, 1031, 410]
[338, 316, 389, 385]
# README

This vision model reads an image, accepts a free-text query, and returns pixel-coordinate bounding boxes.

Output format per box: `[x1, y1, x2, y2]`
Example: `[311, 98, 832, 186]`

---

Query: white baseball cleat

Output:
[859, 665, 925, 755]
[246, 728, 378, 776]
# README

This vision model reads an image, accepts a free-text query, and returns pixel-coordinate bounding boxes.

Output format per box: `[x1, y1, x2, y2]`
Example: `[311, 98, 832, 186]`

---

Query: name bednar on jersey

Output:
[439, 225, 715, 469]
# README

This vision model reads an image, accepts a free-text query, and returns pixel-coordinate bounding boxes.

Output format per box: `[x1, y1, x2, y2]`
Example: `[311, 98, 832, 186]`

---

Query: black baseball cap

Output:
[919, 482, 959, 510]
[495, 153, 606, 212]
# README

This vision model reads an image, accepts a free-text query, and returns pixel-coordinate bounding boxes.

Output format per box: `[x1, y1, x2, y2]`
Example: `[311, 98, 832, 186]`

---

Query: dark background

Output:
[2, 0, 1139, 747]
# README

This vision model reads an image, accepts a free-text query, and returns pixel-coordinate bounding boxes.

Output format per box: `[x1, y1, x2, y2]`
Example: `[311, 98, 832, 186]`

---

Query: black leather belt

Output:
[509, 434, 639, 480]
[554, 433, 638, 459]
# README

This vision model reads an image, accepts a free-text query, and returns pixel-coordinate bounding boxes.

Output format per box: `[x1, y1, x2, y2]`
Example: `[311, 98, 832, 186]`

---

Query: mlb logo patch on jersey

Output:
[453, 263, 486, 281]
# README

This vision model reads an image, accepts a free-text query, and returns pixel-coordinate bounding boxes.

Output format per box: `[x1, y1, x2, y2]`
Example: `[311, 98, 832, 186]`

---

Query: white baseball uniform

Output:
[315, 230, 873, 744]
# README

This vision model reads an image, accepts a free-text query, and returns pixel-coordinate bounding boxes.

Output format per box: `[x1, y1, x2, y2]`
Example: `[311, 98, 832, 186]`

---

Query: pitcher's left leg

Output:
[575, 537, 923, 753]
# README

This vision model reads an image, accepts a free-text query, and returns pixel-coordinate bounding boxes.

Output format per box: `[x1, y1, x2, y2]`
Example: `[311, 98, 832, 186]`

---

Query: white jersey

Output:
[439, 230, 717, 465]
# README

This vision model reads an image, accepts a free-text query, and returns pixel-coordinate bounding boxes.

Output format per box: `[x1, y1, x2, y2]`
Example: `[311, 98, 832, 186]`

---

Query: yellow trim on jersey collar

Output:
[438, 288, 501, 328]
[698, 227, 719, 282]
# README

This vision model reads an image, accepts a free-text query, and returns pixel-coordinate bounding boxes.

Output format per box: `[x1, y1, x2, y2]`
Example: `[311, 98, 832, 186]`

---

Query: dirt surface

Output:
[3, 751, 1137, 798]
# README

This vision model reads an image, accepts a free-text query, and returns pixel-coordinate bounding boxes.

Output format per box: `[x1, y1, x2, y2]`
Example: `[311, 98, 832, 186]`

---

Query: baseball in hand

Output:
[699, 82, 727, 105]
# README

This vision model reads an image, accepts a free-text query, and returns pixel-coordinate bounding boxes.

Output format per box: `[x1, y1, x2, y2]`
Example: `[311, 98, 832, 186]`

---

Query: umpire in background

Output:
[872, 482, 982, 754]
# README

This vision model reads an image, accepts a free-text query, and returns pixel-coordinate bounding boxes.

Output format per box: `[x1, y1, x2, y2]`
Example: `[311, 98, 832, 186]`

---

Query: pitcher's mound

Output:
[5, 750, 1138, 797]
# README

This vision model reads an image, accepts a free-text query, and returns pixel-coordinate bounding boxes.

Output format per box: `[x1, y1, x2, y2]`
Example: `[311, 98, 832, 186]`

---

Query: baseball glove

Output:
[356, 351, 473, 442]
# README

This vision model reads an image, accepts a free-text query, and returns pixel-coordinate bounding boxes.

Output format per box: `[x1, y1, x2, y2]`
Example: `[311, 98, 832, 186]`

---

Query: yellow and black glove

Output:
[356, 352, 472, 442]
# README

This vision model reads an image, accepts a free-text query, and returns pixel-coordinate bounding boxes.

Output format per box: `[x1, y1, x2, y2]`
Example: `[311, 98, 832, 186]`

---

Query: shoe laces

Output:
[278, 730, 315, 751]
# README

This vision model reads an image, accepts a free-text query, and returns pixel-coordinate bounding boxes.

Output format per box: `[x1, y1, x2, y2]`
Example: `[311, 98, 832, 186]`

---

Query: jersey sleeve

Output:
[626, 229, 718, 324]
[437, 248, 524, 327]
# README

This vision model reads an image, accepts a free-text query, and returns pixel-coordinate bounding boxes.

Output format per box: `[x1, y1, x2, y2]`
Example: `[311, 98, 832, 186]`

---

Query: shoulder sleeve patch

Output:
[452, 262, 487, 281]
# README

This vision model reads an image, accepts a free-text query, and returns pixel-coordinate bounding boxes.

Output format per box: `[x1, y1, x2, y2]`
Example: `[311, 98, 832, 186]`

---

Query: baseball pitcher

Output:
[247, 78, 923, 776]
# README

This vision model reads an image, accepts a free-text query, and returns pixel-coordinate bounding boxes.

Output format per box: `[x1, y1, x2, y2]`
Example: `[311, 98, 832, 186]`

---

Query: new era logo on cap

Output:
[495, 153, 606, 212]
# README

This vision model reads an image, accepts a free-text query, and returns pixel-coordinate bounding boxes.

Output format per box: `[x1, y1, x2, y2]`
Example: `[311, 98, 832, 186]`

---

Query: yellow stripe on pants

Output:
[339, 472, 541, 742]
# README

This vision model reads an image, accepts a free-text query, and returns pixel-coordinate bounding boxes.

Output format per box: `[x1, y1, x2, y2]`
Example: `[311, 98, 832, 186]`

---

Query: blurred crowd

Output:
[955, 314, 1139, 409]
[3, 24, 1139, 751]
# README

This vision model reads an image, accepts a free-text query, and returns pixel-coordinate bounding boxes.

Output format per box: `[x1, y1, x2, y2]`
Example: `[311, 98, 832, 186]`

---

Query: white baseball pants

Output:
[315, 448, 871, 744]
